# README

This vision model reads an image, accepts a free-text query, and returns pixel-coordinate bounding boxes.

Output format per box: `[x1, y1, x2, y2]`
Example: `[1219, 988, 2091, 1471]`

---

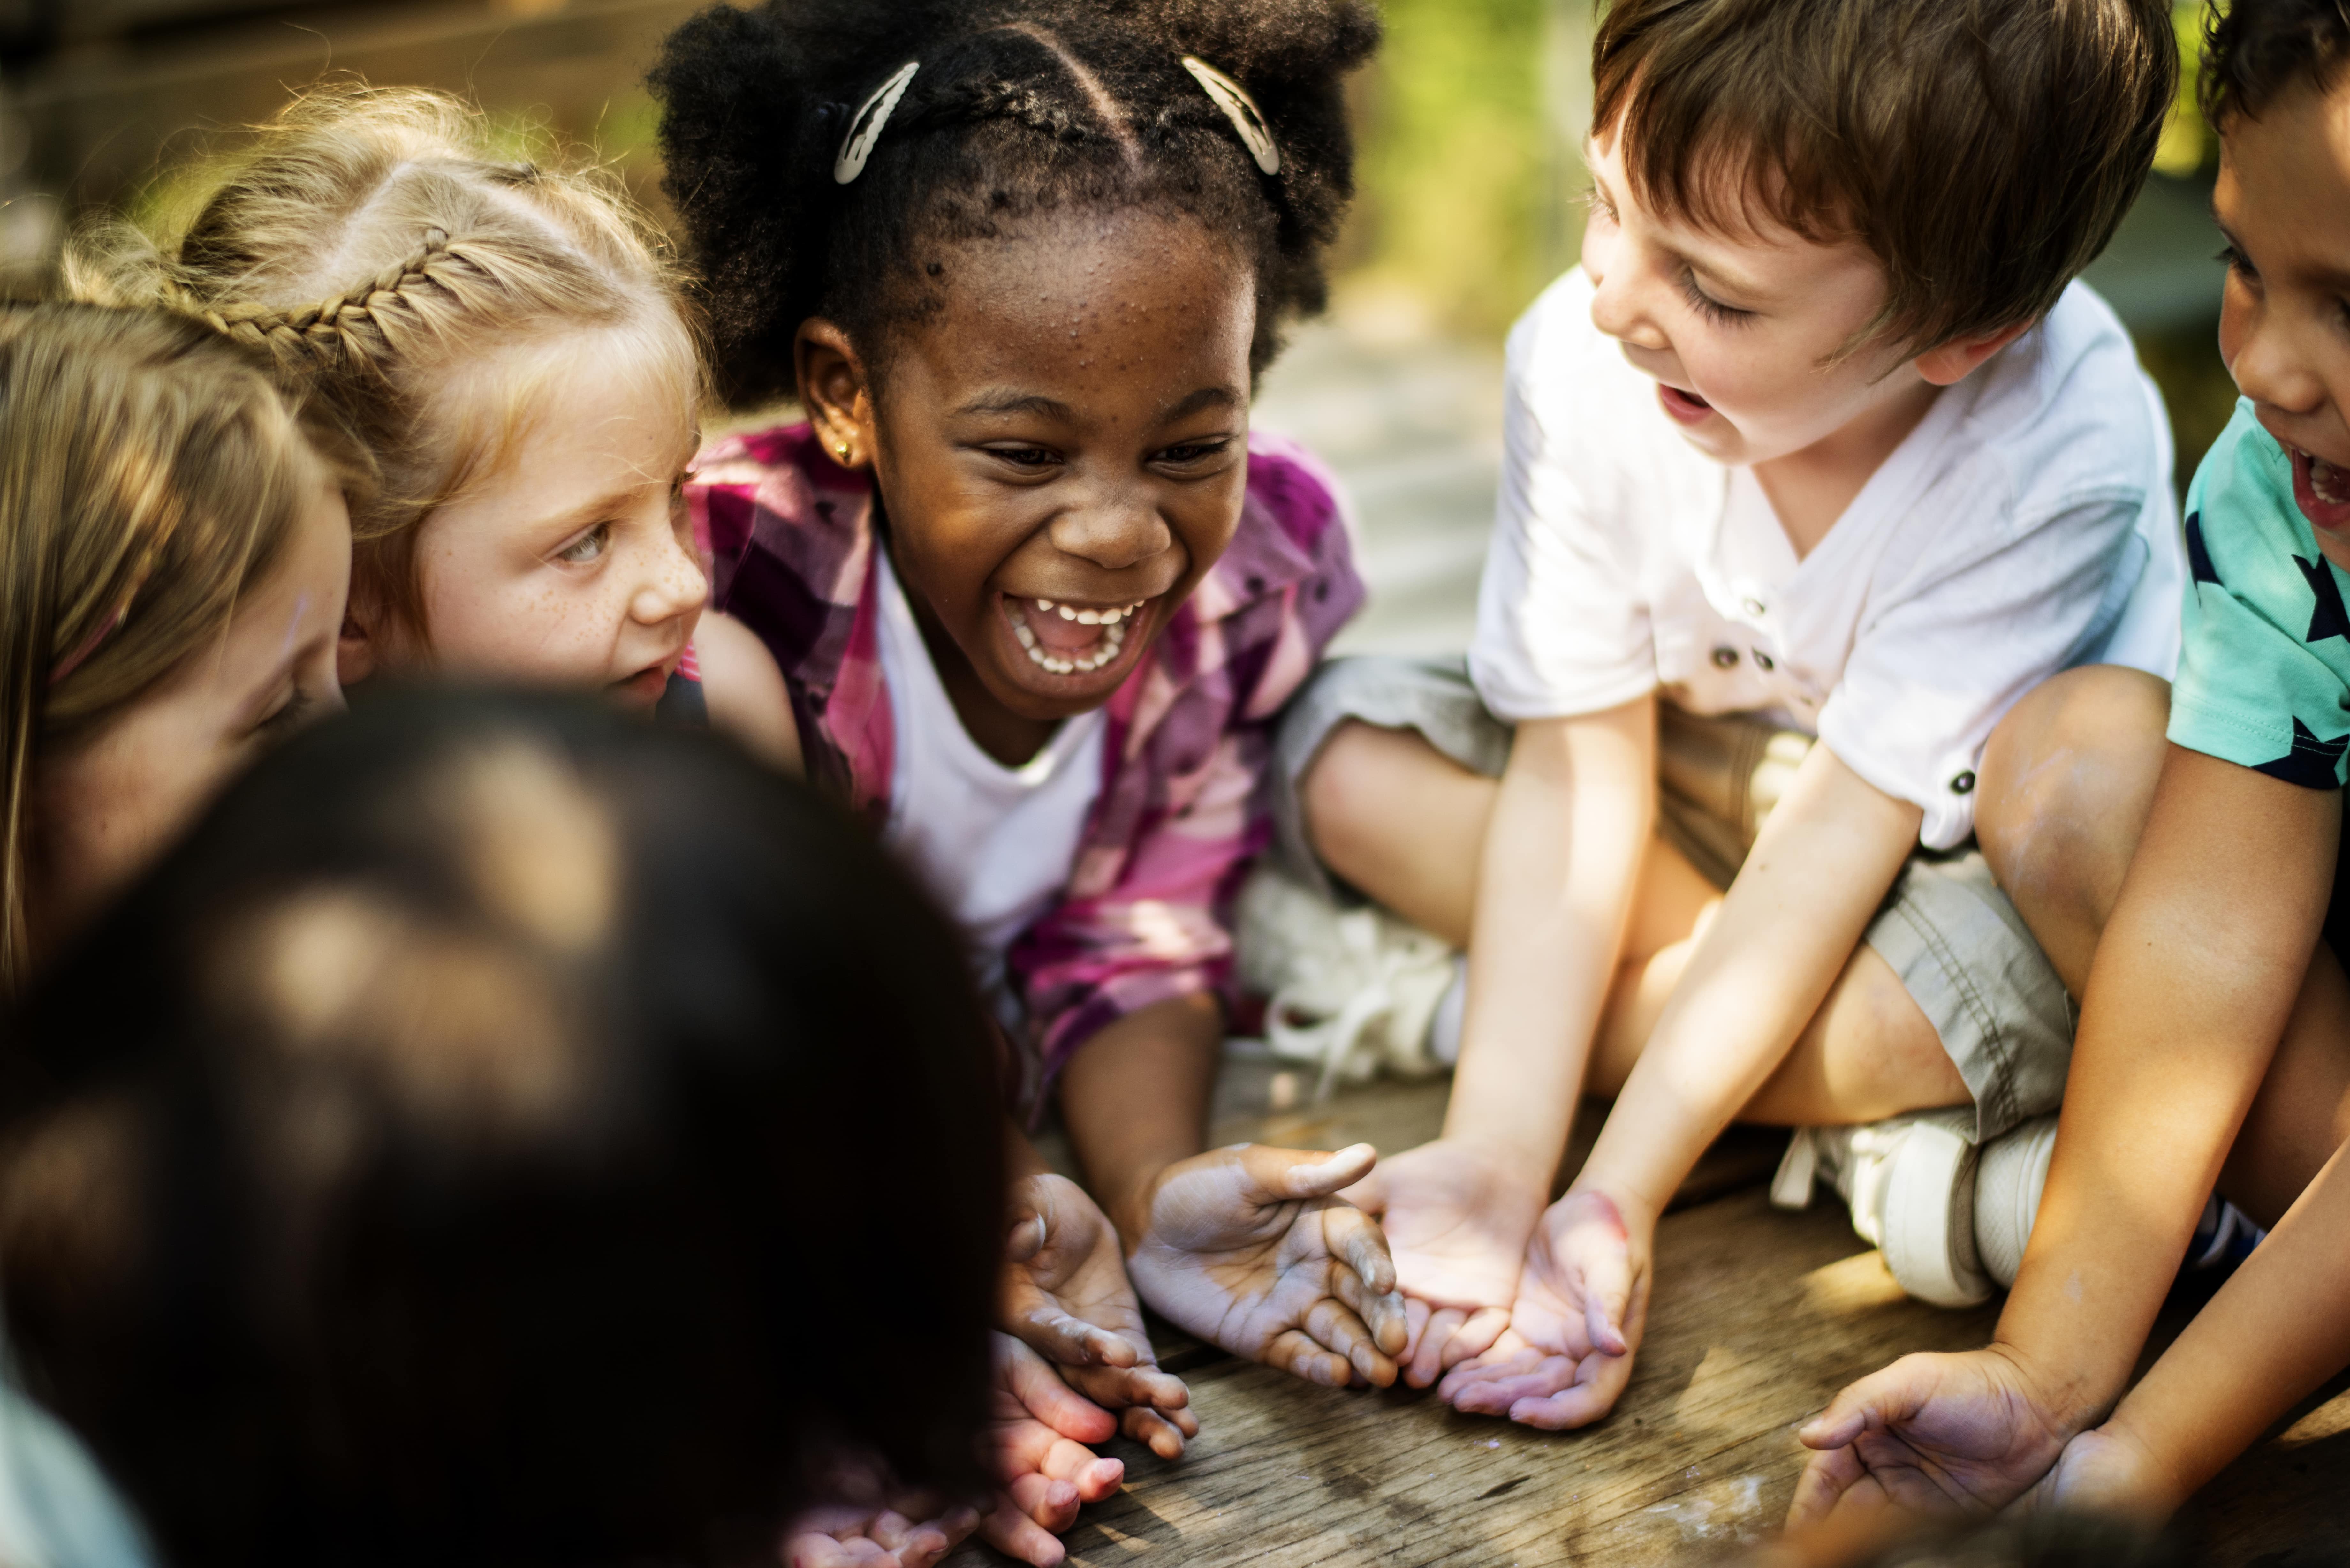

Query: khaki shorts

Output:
[1271, 655, 2073, 1143]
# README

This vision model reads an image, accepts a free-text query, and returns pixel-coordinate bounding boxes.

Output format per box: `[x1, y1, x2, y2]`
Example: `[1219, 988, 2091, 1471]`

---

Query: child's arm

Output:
[1357, 699, 1655, 1383]
[1793, 745, 2336, 1521]
[2033, 1133, 2350, 1518]
[1443, 741, 1919, 1427]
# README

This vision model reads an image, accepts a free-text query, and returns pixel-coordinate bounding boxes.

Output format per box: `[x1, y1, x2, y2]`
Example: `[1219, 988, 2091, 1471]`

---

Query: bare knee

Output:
[1299, 720, 1458, 882]
[1977, 665, 2169, 948]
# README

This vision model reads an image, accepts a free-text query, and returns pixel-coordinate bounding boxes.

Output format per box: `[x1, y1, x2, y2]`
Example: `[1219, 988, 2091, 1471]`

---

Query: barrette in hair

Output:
[1182, 57, 1279, 176]
[836, 61, 921, 185]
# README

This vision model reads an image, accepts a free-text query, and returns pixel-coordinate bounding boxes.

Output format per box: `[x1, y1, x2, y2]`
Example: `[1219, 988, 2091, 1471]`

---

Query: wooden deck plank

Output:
[982, 1072, 2350, 1564]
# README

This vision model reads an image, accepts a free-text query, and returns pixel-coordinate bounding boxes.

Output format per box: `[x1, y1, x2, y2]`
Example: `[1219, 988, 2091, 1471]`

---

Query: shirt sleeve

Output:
[1819, 495, 2149, 848]
[1468, 281, 1660, 722]
[2167, 413, 2350, 788]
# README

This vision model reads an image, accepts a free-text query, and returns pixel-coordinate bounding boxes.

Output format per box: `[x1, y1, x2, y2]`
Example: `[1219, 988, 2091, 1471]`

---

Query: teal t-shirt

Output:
[2168, 400, 2350, 788]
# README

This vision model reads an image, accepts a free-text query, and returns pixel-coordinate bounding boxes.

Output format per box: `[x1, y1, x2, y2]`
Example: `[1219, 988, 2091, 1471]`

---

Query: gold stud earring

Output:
[836, 442, 853, 463]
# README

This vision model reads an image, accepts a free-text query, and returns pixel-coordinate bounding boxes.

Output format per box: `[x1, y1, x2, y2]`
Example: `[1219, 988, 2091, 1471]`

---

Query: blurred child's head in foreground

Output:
[0, 690, 1004, 1566]
[69, 86, 709, 708]
[1580, 0, 2176, 468]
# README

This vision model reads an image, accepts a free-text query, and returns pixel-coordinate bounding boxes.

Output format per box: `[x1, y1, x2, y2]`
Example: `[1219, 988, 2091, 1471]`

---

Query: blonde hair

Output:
[69, 84, 702, 642]
[0, 302, 353, 991]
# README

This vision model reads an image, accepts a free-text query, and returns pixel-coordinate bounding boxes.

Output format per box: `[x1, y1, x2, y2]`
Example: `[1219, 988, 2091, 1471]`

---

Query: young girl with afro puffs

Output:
[654, 0, 1394, 1552]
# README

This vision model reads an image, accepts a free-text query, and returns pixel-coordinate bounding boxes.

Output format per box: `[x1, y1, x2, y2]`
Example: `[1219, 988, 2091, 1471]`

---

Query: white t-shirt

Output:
[1469, 269, 2182, 849]
[874, 546, 1107, 997]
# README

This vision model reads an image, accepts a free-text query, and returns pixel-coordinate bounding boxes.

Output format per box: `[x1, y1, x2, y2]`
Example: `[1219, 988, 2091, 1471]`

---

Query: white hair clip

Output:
[1182, 56, 1279, 177]
[835, 60, 920, 185]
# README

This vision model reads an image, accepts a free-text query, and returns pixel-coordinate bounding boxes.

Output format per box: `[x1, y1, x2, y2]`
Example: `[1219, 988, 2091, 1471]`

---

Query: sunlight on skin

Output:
[35, 471, 351, 950]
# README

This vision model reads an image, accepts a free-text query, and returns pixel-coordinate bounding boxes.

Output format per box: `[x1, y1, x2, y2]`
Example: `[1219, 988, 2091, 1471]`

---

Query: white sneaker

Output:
[1234, 864, 1457, 1097]
[1974, 1114, 2058, 1288]
[1772, 1109, 1992, 1308]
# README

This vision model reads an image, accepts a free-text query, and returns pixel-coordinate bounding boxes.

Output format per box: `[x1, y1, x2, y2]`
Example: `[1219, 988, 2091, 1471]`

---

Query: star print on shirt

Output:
[2296, 553, 2350, 644]
[2255, 716, 2350, 789]
[2186, 512, 2222, 587]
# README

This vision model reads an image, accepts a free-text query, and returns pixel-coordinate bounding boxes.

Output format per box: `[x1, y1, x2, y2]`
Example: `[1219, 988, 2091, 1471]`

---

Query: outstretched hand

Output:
[980, 1333, 1128, 1568]
[1345, 1137, 1548, 1387]
[1437, 1188, 1648, 1430]
[1127, 1142, 1409, 1388]
[1001, 1173, 1197, 1458]
[1788, 1348, 2076, 1529]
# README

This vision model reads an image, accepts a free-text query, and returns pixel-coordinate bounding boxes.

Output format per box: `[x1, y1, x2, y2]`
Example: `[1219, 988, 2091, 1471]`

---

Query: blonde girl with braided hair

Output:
[70, 85, 797, 768]
[0, 301, 356, 998]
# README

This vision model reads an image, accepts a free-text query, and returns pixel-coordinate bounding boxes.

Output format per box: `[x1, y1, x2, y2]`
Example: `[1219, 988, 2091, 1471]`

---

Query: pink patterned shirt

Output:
[688, 423, 1363, 1110]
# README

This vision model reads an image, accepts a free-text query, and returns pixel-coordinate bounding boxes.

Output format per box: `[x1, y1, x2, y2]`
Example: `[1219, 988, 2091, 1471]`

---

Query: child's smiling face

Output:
[801, 208, 1255, 727]
[2216, 77, 2350, 568]
[1580, 122, 2020, 472]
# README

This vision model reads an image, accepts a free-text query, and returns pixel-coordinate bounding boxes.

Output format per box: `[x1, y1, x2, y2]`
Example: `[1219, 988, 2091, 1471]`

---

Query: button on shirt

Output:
[1469, 269, 2185, 848]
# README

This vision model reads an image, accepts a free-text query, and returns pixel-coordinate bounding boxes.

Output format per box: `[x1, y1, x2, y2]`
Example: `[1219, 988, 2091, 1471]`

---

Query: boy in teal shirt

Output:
[1796, 0, 2350, 1521]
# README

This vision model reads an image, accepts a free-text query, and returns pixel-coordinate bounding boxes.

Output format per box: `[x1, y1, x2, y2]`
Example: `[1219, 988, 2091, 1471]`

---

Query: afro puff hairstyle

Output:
[649, 0, 1380, 407]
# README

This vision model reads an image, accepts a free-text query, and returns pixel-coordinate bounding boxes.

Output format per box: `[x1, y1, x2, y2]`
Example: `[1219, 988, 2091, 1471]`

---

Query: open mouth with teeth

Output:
[2290, 443, 2350, 534]
[1001, 595, 1149, 677]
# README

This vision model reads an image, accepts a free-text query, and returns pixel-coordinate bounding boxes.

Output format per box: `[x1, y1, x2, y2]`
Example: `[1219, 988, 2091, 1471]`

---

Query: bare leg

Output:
[1306, 720, 1967, 1125]
[1301, 720, 1493, 945]
[1976, 664, 2172, 997]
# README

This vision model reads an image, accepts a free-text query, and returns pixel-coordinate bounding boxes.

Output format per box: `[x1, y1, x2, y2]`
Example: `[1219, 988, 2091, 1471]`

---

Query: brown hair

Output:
[2202, 0, 2350, 126]
[0, 302, 354, 991]
[68, 84, 702, 644]
[1591, 0, 2178, 355]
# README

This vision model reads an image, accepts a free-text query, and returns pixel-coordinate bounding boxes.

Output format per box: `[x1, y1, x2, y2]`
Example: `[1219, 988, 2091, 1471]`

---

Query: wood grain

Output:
[983, 1075, 2350, 1564]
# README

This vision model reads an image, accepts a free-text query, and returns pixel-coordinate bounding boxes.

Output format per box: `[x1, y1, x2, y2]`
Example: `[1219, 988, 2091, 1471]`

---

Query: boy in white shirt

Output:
[1277, 0, 2184, 1426]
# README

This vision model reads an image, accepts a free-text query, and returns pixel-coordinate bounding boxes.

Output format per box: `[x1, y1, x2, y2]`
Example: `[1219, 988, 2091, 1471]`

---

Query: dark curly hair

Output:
[649, 0, 1380, 406]
[2203, 0, 2350, 125]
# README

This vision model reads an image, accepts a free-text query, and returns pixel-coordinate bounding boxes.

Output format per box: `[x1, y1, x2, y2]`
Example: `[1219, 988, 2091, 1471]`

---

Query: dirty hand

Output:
[1002, 1172, 1198, 1458]
[1345, 1136, 1549, 1387]
[1437, 1188, 1649, 1430]
[980, 1333, 1128, 1568]
[1127, 1142, 1409, 1388]
[1787, 1348, 2076, 1528]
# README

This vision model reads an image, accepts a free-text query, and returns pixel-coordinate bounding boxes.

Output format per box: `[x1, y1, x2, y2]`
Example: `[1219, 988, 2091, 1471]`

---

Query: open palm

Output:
[1128, 1142, 1409, 1388]
[1437, 1188, 1648, 1429]
[1001, 1173, 1196, 1457]
[1790, 1349, 2074, 1528]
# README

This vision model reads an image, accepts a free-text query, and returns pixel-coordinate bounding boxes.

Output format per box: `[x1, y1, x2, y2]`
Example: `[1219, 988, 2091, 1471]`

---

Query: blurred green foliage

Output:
[1340, 0, 1578, 340]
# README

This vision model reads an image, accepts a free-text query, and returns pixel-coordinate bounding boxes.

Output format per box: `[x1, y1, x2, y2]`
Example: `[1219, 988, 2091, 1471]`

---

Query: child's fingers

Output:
[1004, 1208, 1050, 1264]
[1328, 1252, 1409, 1358]
[1322, 1200, 1399, 1296]
[1122, 1405, 1191, 1459]
[1001, 1338, 1120, 1444]
[1012, 1307, 1134, 1369]
[1435, 1345, 1550, 1404]
[1262, 1326, 1353, 1387]
[1444, 1355, 1579, 1417]
[1304, 1295, 1396, 1388]
[1507, 1349, 1631, 1431]
[1796, 1358, 1932, 1451]
[1404, 1303, 1459, 1387]
[1036, 1438, 1125, 1502]
[1234, 1142, 1378, 1204]
[1002, 1472, 1083, 1532]
[1785, 1445, 1877, 1530]
[979, 1493, 1069, 1568]
[1444, 1306, 1512, 1369]
[1339, 1160, 1386, 1214]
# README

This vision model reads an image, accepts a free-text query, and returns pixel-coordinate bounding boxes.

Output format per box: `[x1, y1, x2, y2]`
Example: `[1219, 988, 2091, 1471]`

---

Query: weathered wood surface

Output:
[989, 1073, 2350, 1565]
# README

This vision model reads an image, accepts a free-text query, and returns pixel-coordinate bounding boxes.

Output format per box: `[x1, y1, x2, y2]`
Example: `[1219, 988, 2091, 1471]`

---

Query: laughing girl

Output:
[655, 0, 1399, 1511]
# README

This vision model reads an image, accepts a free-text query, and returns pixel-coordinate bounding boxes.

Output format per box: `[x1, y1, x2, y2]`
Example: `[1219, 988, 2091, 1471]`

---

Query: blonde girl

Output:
[0, 301, 355, 992]
[70, 86, 794, 765]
